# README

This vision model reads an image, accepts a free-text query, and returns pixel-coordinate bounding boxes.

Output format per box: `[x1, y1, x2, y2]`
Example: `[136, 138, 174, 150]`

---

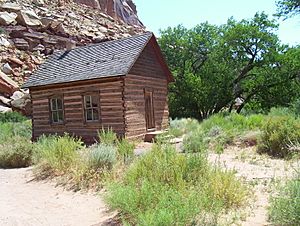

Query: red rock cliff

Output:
[73, 0, 143, 27]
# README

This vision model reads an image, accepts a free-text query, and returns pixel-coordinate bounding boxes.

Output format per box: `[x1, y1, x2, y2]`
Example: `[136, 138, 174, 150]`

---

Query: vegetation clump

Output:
[106, 143, 248, 225]
[269, 172, 300, 225]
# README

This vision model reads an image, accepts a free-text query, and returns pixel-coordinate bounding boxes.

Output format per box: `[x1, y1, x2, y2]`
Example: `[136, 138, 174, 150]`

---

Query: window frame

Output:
[49, 95, 65, 125]
[82, 92, 100, 123]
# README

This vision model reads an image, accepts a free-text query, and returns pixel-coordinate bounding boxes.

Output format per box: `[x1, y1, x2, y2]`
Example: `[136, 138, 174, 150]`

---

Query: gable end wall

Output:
[125, 42, 169, 139]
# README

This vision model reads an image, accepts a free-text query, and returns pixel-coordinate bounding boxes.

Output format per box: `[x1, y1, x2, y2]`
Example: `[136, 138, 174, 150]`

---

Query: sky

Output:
[134, 0, 300, 46]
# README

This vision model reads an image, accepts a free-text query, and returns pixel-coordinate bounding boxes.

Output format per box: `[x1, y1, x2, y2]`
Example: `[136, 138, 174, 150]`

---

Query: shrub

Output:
[183, 128, 208, 153]
[0, 112, 27, 123]
[117, 139, 135, 163]
[105, 144, 248, 225]
[33, 134, 83, 174]
[258, 116, 300, 158]
[0, 136, 34, 168]
[0, 120, 31, 142]
[88, 144, 117, 170]
[269, 174, 300, 225]
[98, 128, 117, 145]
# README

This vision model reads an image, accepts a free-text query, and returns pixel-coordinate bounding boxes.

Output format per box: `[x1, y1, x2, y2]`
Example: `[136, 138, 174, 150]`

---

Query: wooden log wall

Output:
[125, 42, 170, 139]
[30, 77, 125, 143]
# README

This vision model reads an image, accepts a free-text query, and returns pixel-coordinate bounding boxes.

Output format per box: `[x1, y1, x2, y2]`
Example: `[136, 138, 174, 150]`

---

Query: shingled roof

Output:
[22, 32, 157, 88]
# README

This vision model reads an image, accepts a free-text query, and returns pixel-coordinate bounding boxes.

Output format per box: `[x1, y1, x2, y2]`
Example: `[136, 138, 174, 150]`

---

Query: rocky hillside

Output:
[0, 0, 145, 114]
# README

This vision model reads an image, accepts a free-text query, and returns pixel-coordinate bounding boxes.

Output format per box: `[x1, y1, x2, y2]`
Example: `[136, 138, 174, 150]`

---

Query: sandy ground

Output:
[0, 167, 115, 226]
[209, 146, 299, 226]
[0, 142, 298, 226]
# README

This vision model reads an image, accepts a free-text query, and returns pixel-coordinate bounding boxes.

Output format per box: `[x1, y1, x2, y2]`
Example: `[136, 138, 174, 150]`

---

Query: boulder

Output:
[0, 95, 11, 106]
[0, 37, 11, 47]
[11, 92, 31, 116]
[0, 3, 21, 12]
[0, 12, 17, 25]
[11, 90, 24, 100]
[0, 104, 12, 113]
[2, 63, 13, 74]
[0, 71, 19, 95]
[16, 10, 42, 27]
[13, 38, 29, 50]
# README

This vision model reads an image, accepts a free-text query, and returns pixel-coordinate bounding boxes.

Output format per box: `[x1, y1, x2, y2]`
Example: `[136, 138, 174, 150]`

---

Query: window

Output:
[84, 95, 99, 122]
[50, 97, 64, 123]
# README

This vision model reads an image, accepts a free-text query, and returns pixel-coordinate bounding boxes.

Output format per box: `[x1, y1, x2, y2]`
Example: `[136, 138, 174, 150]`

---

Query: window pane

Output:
[86, 109, 93, 121]
[57, 98, 63, 110]
[51, 99, 57, 111]
[91, 95, 98, 108]
[92, 109, 99, 120]
[85, 96, 91, 108]
[52, 111, 58, 123]
[58, 110, 64, 122]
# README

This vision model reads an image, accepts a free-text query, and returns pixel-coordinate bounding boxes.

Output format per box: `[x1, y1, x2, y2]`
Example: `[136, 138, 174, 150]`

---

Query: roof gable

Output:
[22, 32, 173, 88]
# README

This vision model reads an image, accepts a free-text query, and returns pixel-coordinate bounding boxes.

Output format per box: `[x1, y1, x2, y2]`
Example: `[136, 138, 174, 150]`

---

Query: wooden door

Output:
[144, 89, 155, 130]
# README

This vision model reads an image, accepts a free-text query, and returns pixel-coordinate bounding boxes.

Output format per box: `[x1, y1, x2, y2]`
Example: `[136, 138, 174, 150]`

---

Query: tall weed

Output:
[269, 173, 300, 225]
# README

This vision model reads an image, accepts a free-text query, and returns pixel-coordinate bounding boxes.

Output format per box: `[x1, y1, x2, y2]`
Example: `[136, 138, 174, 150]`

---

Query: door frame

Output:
[144, 88, 155, 131]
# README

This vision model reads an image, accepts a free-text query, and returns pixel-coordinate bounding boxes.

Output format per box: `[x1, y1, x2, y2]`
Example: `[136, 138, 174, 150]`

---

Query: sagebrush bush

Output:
[88, 144, 117, 170]
[106, 144, 248, 225]
[33, 134, 83, 174]
[98, 128, 117, 145]
[258, 116, 300, 158]
[183, 128, 208, 153]
[0, 136, 34, 168]
[117, 139, 135, 163]
[269, 174, 300, 225]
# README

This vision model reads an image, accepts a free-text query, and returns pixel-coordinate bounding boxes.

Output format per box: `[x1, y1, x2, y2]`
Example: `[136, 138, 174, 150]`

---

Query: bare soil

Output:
[209, 146, 299, 226]
[0, 167, 115, 226]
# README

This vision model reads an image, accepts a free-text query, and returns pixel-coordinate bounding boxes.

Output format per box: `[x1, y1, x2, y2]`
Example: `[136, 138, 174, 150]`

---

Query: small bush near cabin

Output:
[88, 144, 117, 170]
[0, 114, 32, 168]
[33, 134, 83, 174]
[117, 138, 135, 163]
[98, 128, 118, 145]
[105, 143, 248, 225]
[0, 136, 34, 168]
[269, 174, 300, 225]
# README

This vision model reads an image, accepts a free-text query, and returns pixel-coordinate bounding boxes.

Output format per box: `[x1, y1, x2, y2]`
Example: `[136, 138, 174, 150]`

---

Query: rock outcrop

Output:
[0, 0, 145, 114]
[72, 0, 143, 27]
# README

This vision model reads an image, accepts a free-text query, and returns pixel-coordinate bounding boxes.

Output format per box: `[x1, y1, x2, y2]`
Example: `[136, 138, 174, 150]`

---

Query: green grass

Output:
[105, 143, 248, 225]
[269, 172, 300, 225]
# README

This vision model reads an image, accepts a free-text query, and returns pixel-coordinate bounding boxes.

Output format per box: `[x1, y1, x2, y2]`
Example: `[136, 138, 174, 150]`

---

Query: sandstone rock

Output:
[0, 37, 11, 47]
[0, 104, 12, 113]
[13, 38, 29, 50]
[0, 3, 22, 13]
[8, 57, 24, 66]
[11, 90, 24, 100]
[3, 63, 13, 74]
[16, 10, 42, 27]
[0, 95, 11, 106]
[8, 26, 28, 38]
[0, 12, 17, 25]
[11, 92, 31, 116]
[0, 71, 19, 95]
[74, 0, 100, 9]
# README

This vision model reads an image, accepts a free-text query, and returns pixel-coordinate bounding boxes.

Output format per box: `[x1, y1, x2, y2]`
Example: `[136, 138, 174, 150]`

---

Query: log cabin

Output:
[22, 32, 174, 143]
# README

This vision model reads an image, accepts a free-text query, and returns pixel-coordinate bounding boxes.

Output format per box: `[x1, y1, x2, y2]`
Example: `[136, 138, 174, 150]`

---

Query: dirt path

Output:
[0, 167, 114, 226]
[209, 146, 299, 226]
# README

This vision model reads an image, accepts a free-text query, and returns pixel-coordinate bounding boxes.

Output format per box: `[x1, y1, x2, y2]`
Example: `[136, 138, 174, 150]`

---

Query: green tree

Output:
[276, 0, 300, 18]
[159, 13, 300, 119]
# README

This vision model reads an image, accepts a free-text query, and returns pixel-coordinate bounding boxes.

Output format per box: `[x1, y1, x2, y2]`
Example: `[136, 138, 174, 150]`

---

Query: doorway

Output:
[144, 89, 155, 131]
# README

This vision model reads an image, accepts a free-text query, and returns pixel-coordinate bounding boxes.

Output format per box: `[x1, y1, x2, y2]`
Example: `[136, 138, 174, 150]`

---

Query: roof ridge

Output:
[52, 31, 153, 56]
